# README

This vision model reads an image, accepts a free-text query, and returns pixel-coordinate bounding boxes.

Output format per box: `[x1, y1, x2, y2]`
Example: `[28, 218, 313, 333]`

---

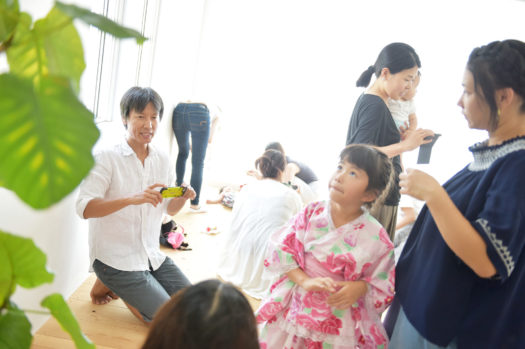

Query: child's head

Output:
[402, 70, 421, 101]
[142, 280, 259, 349]
[331, 144, 393, 209]
[255, 149, 286, 180]
[265, 141, 285, 155]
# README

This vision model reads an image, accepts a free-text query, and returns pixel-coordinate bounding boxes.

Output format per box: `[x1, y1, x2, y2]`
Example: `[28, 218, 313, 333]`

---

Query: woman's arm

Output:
[400, 169, 497, 278]
[377, 128, 434, 158]
[396, 207, 417, 230]
[282, 163, 300, 183]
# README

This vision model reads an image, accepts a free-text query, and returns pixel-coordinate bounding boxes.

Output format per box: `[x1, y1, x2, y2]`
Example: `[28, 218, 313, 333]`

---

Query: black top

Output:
[286, 156, 318, 184]
[345, 94, 401, 205]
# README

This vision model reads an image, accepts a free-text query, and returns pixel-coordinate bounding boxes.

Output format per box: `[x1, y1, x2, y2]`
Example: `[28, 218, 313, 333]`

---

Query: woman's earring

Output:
[497, 109, 501, 116]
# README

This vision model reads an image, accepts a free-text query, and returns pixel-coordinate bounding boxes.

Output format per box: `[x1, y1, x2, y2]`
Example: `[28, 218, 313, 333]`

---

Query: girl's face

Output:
[123, 102, 159, 148]
[457, 69, 492, 130]
[384, 66, 419, 100]
[329, 160, 375, 207]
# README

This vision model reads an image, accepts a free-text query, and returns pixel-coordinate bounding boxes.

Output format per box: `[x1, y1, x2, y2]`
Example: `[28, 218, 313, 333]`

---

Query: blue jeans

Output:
[388, 304, 458, 349]
[93, 257, 190, 322]
[172, 103, 210, 206]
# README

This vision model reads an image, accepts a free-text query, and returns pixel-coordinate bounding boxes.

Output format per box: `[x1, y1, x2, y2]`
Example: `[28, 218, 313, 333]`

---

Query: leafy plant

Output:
[0, 0, 146, 347]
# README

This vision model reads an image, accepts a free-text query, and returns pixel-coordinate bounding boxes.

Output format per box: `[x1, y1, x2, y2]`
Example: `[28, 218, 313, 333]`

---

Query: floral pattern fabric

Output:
[256, 201, 395, 348]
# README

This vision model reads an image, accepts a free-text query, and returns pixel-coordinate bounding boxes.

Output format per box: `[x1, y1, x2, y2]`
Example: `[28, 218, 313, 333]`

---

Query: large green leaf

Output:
[0, 74, 100, 209]
[0, 231, 54, 291]
[0, 241, 13, 307]
[6, 7, 85, 92]
[56, 1, 147, 44]
[41, 294, 95, 349]
[0, 0, 20, 44]
[0, 302, 32, 349]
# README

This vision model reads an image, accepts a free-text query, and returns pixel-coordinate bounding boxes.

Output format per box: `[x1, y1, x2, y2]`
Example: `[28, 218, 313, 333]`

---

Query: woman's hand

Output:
[301, 277, 337, 293]
[399, 169, 441, 202]
[326, 281, 367, 309]
[402, 128, 434, 151]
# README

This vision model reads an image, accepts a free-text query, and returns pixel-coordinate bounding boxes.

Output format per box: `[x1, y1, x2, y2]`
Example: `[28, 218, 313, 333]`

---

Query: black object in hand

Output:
[417, 134, 441, 164]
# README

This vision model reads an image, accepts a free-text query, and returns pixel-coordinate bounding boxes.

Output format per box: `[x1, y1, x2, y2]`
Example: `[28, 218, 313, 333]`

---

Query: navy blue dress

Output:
[391, 136, 525, 348]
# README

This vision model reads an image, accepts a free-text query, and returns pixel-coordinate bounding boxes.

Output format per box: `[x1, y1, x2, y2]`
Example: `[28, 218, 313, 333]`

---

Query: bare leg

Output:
[206, 193, 225, 205]
[90, 277, 119, 305]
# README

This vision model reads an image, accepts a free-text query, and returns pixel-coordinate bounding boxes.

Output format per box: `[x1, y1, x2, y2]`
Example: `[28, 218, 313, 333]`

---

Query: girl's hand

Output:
[130, 183, 164, 207]
[399, 169, 441, 202]
[326, 281, 367, 309]
[301, 277, 337, 293]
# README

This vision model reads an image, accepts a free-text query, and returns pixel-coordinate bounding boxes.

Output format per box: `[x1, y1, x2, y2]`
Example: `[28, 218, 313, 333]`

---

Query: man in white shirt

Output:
[76, 87, 195, 323]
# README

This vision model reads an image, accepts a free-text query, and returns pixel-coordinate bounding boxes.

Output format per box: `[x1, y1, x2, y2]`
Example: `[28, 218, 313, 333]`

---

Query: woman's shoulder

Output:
[355, 94, 390, 117]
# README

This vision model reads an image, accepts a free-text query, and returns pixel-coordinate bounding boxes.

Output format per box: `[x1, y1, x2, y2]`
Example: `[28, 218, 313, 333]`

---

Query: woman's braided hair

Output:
[467, 40, 525, 130]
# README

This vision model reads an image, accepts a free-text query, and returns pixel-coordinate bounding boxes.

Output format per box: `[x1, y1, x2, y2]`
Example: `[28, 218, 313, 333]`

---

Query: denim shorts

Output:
[93, 257, 190, 321]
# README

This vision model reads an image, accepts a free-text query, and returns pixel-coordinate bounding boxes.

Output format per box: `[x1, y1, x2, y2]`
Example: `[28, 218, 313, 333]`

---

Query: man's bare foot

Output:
[90, 278, 119, 305]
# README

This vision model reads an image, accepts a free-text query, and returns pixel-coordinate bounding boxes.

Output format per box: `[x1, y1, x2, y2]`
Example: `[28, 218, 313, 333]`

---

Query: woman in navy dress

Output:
[386, 40, 525, 349]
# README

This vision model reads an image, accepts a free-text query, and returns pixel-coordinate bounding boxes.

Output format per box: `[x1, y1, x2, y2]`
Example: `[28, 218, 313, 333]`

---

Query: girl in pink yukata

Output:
[256, 144, 396, 349]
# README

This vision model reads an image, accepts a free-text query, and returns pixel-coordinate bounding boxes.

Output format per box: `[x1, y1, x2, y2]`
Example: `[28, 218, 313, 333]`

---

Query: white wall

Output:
[152, 0, 525, 190]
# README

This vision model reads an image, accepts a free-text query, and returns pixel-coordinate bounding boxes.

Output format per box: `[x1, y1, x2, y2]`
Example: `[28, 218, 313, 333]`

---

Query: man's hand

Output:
[130, 183, 165, 207]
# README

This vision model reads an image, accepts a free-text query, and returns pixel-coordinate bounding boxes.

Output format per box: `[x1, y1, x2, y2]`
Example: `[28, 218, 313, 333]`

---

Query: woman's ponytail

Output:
[356, 65, 376, 87]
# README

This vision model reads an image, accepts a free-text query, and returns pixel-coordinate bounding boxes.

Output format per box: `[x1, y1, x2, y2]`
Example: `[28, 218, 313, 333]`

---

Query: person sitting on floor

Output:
[217, 149, 303, 299]
[76, 86, 194, 323]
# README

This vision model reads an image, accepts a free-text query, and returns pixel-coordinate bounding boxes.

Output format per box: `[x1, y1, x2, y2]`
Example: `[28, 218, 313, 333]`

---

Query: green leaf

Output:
[0, 0, 20, 44]
[0, 73, 99, 208]
[0, 231, 54, 291]
[56, 1, 147, 44]
[41, 294, 95, 349]
[0, 241, 13, 307]
[0, 302, 32, 349]
[6, 7, 85, 92]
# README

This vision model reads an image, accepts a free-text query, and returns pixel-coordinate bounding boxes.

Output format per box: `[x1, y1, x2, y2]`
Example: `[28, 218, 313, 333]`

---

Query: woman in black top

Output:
[346, 42, 433, 240]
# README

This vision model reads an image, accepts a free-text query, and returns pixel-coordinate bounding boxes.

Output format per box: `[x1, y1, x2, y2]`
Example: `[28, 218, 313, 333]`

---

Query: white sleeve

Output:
[75, 152, 112, 219]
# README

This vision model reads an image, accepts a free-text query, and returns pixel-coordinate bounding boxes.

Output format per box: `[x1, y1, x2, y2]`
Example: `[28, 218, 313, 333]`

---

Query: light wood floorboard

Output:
[32, 186, 260, 348]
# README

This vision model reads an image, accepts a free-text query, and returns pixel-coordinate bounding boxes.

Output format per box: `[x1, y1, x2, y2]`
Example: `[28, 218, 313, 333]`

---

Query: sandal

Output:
[177, 242, 192, 251]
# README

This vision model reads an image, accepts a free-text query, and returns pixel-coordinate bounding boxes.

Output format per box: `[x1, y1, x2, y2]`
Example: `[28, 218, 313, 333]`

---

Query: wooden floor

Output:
[32, 187, 260, 348]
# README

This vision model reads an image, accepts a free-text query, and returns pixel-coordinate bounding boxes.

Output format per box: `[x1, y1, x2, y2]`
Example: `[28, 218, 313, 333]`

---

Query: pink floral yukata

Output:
[256, 201, 395, 349]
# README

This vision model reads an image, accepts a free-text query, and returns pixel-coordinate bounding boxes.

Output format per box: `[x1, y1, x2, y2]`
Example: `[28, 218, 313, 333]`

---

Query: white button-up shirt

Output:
[76, 138, 174, 272]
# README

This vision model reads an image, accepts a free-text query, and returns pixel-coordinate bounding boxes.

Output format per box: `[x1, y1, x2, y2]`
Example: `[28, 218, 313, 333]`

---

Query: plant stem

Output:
[24, 309, 51, 315]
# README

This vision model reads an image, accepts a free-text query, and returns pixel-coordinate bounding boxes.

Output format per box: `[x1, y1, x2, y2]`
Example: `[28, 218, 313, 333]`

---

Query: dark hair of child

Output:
[141, 279, 259, 349]
[356, 42, 421, 88]
[339, 144, 394, 209]
[255, 149, 286, 179]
